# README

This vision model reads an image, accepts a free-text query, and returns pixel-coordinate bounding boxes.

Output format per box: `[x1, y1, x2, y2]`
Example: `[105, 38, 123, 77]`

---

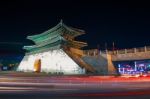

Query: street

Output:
[0, 72, 150, 99]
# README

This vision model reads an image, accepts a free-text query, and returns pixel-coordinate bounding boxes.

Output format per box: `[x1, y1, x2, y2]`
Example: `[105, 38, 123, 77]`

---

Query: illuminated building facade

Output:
[17, 20, 95, 74]
[116, 60, 150, 75]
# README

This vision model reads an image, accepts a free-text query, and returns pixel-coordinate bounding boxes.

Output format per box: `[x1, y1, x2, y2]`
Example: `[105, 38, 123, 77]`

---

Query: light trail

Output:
[1, 72, 150, 97]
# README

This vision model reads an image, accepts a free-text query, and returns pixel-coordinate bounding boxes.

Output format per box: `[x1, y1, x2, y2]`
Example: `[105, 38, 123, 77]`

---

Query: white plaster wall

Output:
[17, 49, 85, 74]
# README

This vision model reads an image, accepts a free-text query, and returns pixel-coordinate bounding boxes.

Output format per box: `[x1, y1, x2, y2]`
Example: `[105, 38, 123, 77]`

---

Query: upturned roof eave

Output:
[27, 20, 85, 41]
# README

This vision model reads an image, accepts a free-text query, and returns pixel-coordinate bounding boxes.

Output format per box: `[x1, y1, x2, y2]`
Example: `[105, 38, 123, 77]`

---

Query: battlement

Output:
[83, 46, 150, 61]
[83, 46, 150, 55]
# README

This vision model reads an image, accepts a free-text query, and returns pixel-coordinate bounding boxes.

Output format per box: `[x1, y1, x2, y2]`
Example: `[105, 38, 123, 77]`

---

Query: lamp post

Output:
[134, 61, 137, 71]
[118, 64, 121, 73]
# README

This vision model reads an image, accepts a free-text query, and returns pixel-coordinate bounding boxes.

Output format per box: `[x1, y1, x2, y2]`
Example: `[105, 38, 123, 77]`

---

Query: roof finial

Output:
[60, 19, 63, 26]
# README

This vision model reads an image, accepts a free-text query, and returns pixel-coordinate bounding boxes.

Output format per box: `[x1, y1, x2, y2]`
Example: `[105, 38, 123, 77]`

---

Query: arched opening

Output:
[34, 59, 41, 73]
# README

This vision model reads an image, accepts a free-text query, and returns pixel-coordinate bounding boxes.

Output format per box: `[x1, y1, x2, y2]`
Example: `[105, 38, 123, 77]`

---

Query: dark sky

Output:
[0, 0, 150, 53]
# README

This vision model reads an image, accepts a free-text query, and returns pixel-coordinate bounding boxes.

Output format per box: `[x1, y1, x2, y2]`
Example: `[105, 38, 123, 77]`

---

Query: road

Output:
[0, 72, 150, 99]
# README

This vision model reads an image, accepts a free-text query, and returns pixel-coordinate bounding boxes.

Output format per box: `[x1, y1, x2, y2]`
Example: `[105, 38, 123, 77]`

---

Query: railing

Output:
[126, 48, 135, 53]
[146, 46, 150, 51]
[83, 46, 150, 56]
[83, 49, 99, 56]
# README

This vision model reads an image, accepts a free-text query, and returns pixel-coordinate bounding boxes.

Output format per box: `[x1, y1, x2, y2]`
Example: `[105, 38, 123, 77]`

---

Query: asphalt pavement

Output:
[1, 72, 150, 99]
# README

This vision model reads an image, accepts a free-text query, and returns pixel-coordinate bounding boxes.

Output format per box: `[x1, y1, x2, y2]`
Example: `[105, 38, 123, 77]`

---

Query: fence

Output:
[83, 46, 150, 56]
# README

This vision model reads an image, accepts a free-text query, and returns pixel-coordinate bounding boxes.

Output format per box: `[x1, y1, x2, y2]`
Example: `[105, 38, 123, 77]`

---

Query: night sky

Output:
[0, 0, 150, 54]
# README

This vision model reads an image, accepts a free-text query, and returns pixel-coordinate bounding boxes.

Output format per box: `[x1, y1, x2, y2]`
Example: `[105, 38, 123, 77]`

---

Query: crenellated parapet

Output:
[83, 46, 150, 62]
